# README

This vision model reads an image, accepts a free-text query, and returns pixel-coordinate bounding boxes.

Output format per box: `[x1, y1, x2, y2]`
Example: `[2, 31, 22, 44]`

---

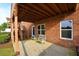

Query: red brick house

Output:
[10, 3, 79, 54]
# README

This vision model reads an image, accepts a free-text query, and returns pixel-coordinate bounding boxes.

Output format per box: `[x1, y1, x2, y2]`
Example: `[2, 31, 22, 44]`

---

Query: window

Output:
[32, 26, 35, 36]
[60, 20, 73, 40]
[38, 24, 45, 35]
[37, 24, 45, 40]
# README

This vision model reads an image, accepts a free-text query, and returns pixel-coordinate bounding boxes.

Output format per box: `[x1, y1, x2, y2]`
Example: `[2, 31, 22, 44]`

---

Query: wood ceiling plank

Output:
[56, 4, 67, 13]
[64, 4, 68, 12]
[21, 10, 42, 19]
[70, 4, 76, 11]
[49, 4, 62, 14]
[18, 5, 46, 19]
[45, 4, 58, 14]
[18, 3, 77, 22]
[19, 8, 43, 20]
[36, 3, 56, 16]
[25, 3, 51, 17]
[67, 3, 76, 11]
[18, 4, 44, 17]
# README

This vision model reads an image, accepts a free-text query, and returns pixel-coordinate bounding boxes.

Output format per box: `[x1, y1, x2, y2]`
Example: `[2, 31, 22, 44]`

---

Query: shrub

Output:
[0, 32, 10, 44]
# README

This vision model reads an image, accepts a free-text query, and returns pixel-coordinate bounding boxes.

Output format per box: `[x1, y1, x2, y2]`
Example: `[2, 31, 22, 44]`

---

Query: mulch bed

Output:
[0, 41, 13, 48]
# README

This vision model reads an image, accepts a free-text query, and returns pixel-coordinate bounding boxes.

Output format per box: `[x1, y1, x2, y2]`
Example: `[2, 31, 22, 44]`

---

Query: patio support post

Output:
[14, 4, 20, 55]
[14, 16, 20, 55]
[11, 18, 15, 51]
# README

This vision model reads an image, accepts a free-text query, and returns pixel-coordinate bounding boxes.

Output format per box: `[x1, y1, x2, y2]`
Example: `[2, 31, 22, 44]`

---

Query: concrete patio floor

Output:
[19, 40, 75, 56]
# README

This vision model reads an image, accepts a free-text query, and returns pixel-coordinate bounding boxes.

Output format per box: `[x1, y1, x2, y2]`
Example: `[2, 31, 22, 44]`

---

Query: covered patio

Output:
[19, 40, 77, 56]
[10, 3, 77, 55]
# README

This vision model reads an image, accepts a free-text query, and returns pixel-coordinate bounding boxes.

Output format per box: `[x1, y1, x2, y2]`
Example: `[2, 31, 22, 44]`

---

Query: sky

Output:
[0, 3, 11, 25]
[61, 20, 72, 27]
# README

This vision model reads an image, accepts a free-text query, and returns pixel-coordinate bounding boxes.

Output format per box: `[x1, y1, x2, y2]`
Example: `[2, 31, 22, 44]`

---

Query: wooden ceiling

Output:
[18, 3, 77, 22]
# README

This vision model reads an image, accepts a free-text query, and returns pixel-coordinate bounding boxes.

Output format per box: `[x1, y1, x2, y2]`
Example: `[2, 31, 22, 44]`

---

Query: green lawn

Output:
[0, 47, 15, 56]
[0, 32, 15, 56]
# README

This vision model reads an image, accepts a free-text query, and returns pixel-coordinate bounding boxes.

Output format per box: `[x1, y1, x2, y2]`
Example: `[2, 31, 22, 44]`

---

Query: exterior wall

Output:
[34, 15, 74, 48]
[20, 22, 33, 39]
[45, 15, 74, 47]
[36, 12, 79, 48]
[21, 5, 79, 47]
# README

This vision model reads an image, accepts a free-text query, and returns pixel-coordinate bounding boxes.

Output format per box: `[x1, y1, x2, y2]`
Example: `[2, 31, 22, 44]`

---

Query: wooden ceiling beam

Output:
[36, 4, 56, 16]
[51, 4, 62, 14]
[18, 5, 46, 19]
[55, 4, 67, 14]
[64, 4, 68, 12]
[18, 3, 77, 22]
[19, 5, 46, 17]
[70, 4, 76, 11]
[19, 9, 43, 20]
[19, 8, 47, 19]
[25, 4, 51, 17]
[19, 8, 50, 22]
[45, 4, 58, 14]
[18, 13, 41, 20]
[67, 4, 76, 11]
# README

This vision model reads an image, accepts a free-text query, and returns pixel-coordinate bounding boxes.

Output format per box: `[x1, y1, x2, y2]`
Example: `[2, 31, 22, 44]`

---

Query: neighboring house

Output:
[10, 3, 79, 55]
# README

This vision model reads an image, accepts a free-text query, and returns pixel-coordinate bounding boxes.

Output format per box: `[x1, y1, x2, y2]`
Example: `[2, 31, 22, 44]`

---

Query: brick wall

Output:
[20, 22, 33, 39]
[22, 4, 79, 47]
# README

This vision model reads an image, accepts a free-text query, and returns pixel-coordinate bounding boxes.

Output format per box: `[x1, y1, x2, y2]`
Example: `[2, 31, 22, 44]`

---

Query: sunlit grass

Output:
[0, 47, 15, 56]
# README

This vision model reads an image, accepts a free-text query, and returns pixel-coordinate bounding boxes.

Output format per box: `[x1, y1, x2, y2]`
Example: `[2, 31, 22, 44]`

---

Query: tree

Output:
[0, 22, 8, 31]
[0, 25, 2, 32]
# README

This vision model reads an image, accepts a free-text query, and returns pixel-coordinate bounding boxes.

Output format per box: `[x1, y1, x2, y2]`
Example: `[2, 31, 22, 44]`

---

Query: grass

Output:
[0, 32, 15, 56]
[0, 32, 10, 43]
[0, 42, 15, 56]
[0, 47, 15, 56]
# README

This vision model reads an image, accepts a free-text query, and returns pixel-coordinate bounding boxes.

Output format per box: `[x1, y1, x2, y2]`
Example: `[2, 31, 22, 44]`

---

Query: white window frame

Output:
[37, 24, 46, 40]
[37, 24, 45, 36]
[60, 20, 73, 40]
